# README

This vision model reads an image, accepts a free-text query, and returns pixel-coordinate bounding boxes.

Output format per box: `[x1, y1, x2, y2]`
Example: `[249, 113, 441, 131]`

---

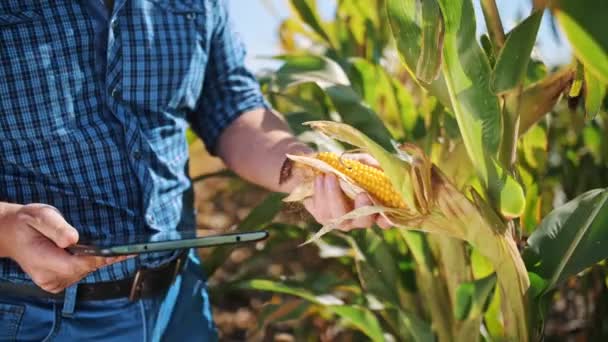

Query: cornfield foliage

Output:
[192, 0, 608, 341]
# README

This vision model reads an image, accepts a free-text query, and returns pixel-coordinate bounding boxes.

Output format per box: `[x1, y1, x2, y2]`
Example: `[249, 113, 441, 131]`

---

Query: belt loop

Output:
[61, 283, 78, 318]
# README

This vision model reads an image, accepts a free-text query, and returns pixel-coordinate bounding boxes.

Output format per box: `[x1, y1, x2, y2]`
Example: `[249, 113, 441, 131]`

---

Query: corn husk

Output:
[282, 121, 531, 341]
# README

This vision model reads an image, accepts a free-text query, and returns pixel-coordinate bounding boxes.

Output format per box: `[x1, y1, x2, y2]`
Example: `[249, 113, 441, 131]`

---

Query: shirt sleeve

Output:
[189, 0, 270, 155]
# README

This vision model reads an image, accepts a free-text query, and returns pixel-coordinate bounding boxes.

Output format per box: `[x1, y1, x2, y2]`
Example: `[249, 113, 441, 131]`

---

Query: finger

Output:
[324, 174, 354, 231]
[303, 197, 323, 224]
[72, 254, 133, 276]
[376, 215, 393, 229]
[19, 239, 132, 294]
[349, 193, 374, 229]
[48, 255, 131, 293]
[311, 175, 331, 223]
[20, 240, 81, 293]
[20, 204, 79, 248]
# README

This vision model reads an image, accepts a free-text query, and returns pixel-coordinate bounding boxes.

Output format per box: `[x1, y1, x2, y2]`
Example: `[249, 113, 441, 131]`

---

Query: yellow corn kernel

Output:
[315, 152, 406, 208]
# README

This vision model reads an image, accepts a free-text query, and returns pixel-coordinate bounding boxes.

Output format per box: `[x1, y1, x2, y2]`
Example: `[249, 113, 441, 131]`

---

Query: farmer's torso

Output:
[0, 0, 257, 283]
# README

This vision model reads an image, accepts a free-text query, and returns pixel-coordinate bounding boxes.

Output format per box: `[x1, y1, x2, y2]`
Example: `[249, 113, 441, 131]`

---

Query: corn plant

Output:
[208, 0, 608, 340]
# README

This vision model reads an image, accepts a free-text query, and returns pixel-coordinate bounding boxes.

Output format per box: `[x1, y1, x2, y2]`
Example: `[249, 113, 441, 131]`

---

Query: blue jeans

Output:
[0, 250, 218, 341]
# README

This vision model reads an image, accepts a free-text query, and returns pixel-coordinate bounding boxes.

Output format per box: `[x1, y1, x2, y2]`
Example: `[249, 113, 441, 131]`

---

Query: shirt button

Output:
[111, 19, 118, 29]
[111, 87, 120, 99]
[132, 150, 141, 160]
[185, 13, 196, 20]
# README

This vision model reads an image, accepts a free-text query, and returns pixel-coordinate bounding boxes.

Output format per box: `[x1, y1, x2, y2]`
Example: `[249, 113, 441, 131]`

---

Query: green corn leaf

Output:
[278, 18, 312, 52]
[330, 306, 386, 342]
[347, 58, 408, 139]
[428, 235, 472, 312]
[397, 310, 436, 342]
[491, 10, 543, 93]
[527, 272, 549, 300]
[236, 192, 286, 231]
[551, 0, 608, 84]
[289, 0, 334, 48]
[582, 125, 602, 163]
[526, 272, 552, 339]
[480, 34, 496, 67]
[351, 229, 401, 305]
[435, 0, 524, 217]
[385, 0, 452, 109]
[436, 0, 501, 157]
[524, 188, 608, 291]
[240, 279, 386, 342]
[324, 85, 394, 150]
[385, 0, 421, 75]
[569, 62, 584, 98]
[526, 59, 548, 86]
[238, 279, 324, 303]
[470, 247, 493, 279]
[584, 65, 607, 119]
[274, 55, 394, 149]
[520, 125, 548, 171]
[454, 273, 497, 320]
[400, 231, 454, 342]
[285, 111, 326, 135]
[400, 231, 435, 271]
[274, 55, 350, 88]
[427, 235, 485, 342]
[347, 231, 432, 342]
[416, 0, 445, 84]
[522, 183, 541, 234]
[483, 285, 506, 339]
[390, 77, 424, 140]
[337, 0, 380, 46]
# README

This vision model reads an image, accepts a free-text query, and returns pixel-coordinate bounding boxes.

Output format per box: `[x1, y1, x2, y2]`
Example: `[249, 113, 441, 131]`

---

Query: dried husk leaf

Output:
[301, 205, 395, 246]
[283, 182, 314, 202]
[428, 167, 530, 339]
[286, 153, 364, 191]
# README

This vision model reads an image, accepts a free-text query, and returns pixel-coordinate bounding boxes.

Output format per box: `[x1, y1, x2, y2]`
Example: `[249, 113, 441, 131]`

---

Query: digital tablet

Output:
[67, 230, 269, 256]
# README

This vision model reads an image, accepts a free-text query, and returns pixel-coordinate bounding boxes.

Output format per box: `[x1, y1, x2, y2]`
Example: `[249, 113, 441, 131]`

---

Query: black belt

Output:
[0, 253, 187, 302]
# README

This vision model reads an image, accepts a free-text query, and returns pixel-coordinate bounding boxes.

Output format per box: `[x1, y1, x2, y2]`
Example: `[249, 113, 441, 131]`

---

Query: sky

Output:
[227, 0, 572, 72]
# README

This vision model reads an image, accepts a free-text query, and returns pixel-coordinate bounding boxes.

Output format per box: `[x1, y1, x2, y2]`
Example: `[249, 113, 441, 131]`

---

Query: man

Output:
[0, 1, 385, 341]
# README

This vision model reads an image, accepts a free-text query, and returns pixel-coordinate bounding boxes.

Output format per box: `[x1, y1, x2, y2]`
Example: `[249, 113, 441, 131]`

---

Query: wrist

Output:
[283, 140, 314, 157]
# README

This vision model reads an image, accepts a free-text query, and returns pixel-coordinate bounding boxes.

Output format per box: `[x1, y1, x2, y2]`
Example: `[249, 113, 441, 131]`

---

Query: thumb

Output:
[376, 215, 393, 229]
[20, 204, 79, 248]
[74, 255, 135, 273]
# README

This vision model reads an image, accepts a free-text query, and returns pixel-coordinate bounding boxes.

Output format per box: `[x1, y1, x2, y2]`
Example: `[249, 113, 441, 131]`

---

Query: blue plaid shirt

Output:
[0, 0, 267, 284]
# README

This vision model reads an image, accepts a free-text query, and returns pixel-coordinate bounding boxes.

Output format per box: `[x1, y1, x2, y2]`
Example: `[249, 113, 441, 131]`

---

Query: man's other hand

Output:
[0, 203, 129, 293]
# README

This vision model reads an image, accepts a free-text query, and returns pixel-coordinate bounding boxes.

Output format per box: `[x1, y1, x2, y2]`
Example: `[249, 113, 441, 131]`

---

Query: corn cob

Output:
[315, 152, 406, 209]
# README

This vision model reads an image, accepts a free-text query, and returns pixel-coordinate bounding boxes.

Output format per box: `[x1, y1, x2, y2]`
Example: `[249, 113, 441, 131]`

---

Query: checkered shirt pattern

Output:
[0, 0, 268, 283]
